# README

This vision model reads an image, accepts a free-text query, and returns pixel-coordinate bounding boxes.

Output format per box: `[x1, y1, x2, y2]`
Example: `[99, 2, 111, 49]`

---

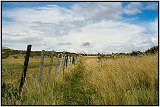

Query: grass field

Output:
[2, 53, 158, 105]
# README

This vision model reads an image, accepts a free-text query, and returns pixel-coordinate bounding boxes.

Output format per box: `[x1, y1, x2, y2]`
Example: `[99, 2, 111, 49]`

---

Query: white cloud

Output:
[124, 2, 158, 15]
[71, 2, 123, 21]
[61, 20, 158, 53]
[144, 2, 158, 10]
[124, 2, 142, 15]
[2, 2, 158, 53]
[150, 18, 158, 33]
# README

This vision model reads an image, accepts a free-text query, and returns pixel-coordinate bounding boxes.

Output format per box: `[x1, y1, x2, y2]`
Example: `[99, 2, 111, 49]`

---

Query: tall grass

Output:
[83, 54, 158, 105]
[2, 54, 158, 105]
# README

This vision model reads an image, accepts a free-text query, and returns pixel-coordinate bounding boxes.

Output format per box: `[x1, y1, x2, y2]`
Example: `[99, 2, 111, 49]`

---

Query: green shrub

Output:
[2, 53, 9, 59]
[2, 82, 20, 105]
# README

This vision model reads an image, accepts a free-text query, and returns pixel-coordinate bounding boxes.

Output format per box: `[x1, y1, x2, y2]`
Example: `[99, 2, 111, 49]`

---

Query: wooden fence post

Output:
[62, 53, 66, 75]
[19, 45, 32, 94]
[75, 56, 77, 62]
[70, 56, 72, 63]
[36, 50, 45, 93]
[65, 55, 68, 67]
[54, 54, 60, 78]
[72, 56, 75, 64]
[68, 56, 70, 63]
[46, 51, 54, 88]
[58, 53, 63, 73]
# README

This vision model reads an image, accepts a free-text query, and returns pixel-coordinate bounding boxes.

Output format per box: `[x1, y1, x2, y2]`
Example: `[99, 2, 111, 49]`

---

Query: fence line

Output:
[65, 55, 68, 67]
[17, 45, 80, 96]
[54, 54, 60, 78]
[19, 45, 32, 94]
[72, 56, 75, 64]
[69, 56, 72, 63]
[62, 54, 66, 76]
[46, 50, 54, 89]
[36, 50, 45, 94]
[59, 53, 64, 73]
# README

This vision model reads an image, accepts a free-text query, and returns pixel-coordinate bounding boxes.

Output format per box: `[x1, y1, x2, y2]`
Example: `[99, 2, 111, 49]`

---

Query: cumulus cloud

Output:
[144, 2, 158, 10]
[124, 2, 143, 15]
[124, 2, 158, 15]
[71, 2, 123, 21]
[2, 2, 158, 53]
[62, 19, 158, 53]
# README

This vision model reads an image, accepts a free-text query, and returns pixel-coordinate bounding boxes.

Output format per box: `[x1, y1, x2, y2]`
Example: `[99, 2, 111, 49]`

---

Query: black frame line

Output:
[1, 0, 159, 106]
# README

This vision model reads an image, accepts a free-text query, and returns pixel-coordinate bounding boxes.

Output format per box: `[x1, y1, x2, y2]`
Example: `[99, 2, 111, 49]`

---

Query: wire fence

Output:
[2, 45, 80, 98]
[2, 45, 158, 105]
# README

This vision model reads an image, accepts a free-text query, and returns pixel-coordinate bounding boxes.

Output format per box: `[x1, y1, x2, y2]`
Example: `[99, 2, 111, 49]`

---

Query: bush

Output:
[145, 46, 158, 54]
[13, 56, 18, 59]
[131, 51, 142, 56]
[2, 82, 20, 105]
[2, 53, 9, 59]
[98, 53, 105, 59]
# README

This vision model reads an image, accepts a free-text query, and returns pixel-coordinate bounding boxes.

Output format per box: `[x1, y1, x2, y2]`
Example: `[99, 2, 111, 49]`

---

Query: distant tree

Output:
[2, 53, 9, 59]
[13, 55, 18, 59]
[131, 51, 141, 56]
[98, 53, 105, 59]
[145, 46, 158, 54]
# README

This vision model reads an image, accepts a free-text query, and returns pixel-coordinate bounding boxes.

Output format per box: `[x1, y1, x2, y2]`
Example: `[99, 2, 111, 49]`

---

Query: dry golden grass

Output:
[82, 54, 158, 105]
[2, 54, 158, 105]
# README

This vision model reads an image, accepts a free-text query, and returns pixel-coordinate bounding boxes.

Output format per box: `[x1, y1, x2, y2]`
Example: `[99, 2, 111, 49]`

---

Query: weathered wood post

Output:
[75, 56, 78, 62]
[54, 54, 60, 77]
[62, 53, 66, 75]
[72, 56, 75, 64]
[70, 56, 72, 63]
[58, 53, 63, 73]
[74, 56, 76, 64]
[46, 51, 54, 89]
[36, 50, 45, 94]
[65, 55, 68, 67]
[68, 56, 70, 63]
[19, 45, 32, 94]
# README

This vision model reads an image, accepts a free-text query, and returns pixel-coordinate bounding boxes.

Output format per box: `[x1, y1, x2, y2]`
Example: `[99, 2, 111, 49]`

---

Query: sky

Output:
[2, 2, 158, 54]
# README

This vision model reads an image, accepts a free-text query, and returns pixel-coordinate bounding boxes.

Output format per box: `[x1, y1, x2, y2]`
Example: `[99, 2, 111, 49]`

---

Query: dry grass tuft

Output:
[83, 54, 158, 105]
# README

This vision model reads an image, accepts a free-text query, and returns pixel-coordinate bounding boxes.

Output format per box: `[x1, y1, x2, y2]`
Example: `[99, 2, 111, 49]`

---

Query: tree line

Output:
[2, 46, 158, 59]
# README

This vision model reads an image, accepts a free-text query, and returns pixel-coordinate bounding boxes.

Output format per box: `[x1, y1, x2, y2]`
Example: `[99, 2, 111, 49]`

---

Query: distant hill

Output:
[2, 46, 9, 49]
[2, 46, 13, 50]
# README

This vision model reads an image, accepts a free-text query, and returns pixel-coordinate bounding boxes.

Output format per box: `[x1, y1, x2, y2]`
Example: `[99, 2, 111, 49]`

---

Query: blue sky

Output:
[2, 2, 158, 53]
[2, 2, 158, 22]
[2, 2, 77, 10]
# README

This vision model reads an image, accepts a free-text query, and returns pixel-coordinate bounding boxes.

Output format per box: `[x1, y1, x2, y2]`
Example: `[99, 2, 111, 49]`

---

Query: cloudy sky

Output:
[2, 2, 158, 54]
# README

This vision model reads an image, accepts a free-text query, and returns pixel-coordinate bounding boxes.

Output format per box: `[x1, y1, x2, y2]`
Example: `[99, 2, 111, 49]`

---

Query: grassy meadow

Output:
[2, 52, 158, 105]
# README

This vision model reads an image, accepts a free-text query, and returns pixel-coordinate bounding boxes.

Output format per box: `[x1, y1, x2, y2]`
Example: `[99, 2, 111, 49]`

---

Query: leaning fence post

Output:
[70, 56, 72, 63]
[58, 53, 63, 73]
[75, 56, 77, 62]
[54, 54, 60, 77]
[19, 45, 32, 94]
[46, 51, 54, 89]
[65, 55, 68, 67]
[36, 50, 45, 94]
[62, 53, 66, 76]
[72, 56, 75, 64]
